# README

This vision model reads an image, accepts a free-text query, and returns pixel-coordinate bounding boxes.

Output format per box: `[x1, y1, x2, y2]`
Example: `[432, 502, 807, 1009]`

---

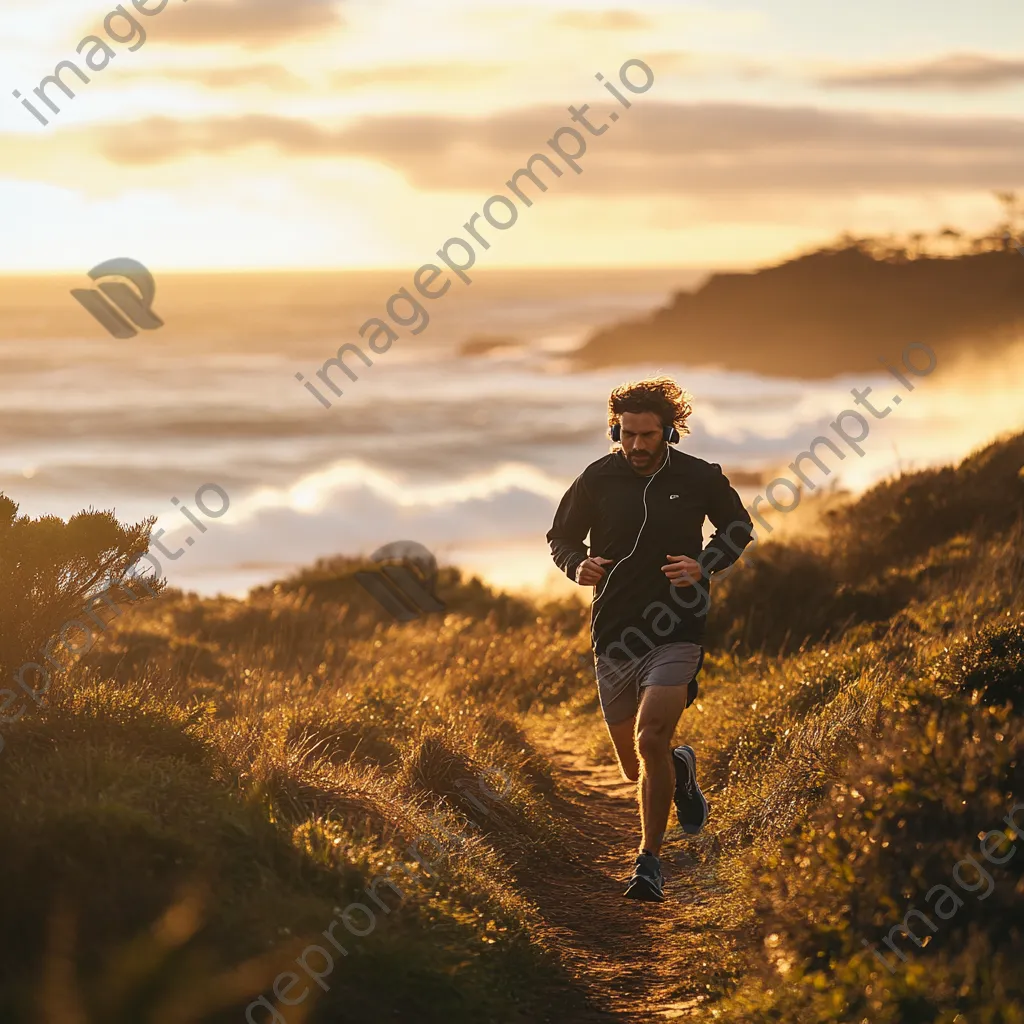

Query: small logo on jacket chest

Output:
[669, 494, 680, 500]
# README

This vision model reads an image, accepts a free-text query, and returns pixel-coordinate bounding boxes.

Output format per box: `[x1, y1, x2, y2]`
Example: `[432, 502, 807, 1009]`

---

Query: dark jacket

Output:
[546, 446, 754, 658]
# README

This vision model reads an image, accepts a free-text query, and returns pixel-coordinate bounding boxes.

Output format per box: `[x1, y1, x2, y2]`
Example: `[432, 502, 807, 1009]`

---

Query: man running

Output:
[546, 376, 754, 902]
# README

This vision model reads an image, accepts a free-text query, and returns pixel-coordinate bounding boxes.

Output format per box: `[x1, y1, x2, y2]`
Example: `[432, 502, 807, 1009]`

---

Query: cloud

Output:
[820, 52, 1024, 90]
[84, 101, 1024, 195]
[126, 64, 308, 90]
[104, 59, 501, 95]
[158, 0, 344, 47]
[645, 50, 774, 80]
[329, 62, 509, 91]
[550, 10, 652, 31]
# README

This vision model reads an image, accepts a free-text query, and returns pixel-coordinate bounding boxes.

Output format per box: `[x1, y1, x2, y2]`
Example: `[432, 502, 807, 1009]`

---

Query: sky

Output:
[3, 0, 1024, 271]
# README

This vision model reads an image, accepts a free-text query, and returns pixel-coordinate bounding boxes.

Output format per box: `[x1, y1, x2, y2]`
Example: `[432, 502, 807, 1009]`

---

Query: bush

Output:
[0, 494, 162, 683]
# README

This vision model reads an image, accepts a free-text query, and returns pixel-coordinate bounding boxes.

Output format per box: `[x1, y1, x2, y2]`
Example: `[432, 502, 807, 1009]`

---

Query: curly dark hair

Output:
[607, 375, 693, 438]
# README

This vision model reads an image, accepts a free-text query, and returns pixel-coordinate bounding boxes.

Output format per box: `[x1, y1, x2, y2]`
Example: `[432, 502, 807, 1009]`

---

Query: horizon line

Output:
[0, 262, 729, 278]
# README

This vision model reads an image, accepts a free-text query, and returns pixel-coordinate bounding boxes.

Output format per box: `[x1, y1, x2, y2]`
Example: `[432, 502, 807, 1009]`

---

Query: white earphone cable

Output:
[590, 445, 672, 643]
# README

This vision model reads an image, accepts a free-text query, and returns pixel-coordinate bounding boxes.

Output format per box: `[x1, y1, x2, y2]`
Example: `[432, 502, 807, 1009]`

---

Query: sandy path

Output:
[517, 721, 744, 1023]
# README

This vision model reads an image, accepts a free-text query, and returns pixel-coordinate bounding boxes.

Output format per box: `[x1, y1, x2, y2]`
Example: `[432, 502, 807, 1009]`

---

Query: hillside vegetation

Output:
[0, 432, 1021, 1023]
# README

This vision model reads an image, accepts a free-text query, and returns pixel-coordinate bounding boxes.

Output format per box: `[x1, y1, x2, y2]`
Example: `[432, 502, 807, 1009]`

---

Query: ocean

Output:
[2, 268, 1022, 598]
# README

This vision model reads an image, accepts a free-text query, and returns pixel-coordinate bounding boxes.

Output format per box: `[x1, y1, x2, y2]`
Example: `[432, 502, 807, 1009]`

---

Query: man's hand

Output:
[661, 554, 702, 587]
[575, 556, 614, 586]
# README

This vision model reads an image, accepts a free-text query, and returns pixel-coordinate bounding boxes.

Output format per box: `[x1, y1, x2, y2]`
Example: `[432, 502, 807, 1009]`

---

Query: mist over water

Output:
[1, 270, 1021, 597]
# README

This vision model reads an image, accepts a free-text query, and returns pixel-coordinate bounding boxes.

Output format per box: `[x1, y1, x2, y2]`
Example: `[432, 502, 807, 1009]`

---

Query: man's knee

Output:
[620, 761, 640, 783]
[636, 723, 671, 763]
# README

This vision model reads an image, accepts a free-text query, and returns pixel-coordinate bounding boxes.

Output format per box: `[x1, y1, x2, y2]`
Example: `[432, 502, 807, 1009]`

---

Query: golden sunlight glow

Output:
[4, 0, 1024, 270]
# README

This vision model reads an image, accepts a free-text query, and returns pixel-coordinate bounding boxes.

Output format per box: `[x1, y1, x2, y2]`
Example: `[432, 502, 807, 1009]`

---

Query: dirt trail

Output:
[519, 721, 746, 1024]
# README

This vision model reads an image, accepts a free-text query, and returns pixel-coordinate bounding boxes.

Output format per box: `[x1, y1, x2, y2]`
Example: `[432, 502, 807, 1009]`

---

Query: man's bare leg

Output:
[635, 684, 689, 856]
[606, 715, 639, 783]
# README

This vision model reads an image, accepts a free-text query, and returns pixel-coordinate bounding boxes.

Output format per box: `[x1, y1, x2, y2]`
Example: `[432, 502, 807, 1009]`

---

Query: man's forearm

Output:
[546, 473, 593, 582]
[549, 538, 588, 581]
[701, 519, 755, 577]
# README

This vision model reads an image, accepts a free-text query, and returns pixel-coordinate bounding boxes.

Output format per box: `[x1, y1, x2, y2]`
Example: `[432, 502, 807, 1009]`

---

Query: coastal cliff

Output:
[574, 241, 1024, 378]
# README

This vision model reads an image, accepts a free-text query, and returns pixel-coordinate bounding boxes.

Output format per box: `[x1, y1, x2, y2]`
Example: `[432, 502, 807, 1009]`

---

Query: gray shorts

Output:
[594, 641, 704, 725]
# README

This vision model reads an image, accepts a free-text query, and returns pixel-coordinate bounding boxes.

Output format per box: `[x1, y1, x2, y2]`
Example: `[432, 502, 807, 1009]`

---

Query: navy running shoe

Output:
[672, 745, 709, 835]
[623, 851, 664, 902]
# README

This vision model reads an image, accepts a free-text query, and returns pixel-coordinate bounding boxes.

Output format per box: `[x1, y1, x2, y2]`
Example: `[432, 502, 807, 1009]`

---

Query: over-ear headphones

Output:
[609, 422, 680, 444]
